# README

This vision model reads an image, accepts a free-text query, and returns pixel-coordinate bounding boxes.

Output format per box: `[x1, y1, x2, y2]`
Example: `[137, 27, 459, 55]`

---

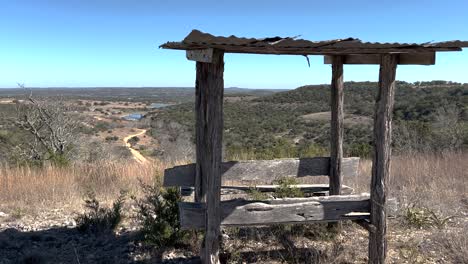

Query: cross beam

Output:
[324, 53, 435, 65]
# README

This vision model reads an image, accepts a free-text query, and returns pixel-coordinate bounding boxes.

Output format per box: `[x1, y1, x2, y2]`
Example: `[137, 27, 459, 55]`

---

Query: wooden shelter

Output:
[160, 30, 468, 264]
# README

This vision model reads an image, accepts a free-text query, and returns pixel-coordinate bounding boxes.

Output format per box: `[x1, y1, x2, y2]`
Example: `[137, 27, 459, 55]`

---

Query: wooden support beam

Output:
[329, 55, 344, 230]
[195, 49, 224, 264]
[164, 157, 360, 187]
[368, 54, 398, 264]
[324, 53, 435, 65]
[179, 194, 370, 229]
[330, 55, 344, 196]
[187, 48, 214, 63]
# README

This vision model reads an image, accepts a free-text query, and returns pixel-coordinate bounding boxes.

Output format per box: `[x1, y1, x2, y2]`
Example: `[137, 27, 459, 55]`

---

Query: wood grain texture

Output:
[163, 42, 461, 55]
[222, 184, 353, 195]
[179, 194, 370, 229]
[368, 54, 397, 264]
[329, 55, 345, 231]
[179, 184, 354, 197]
[195, 49, 224, 264]
[186, 48, 214, 63]
[330, 55, 344, 196]
[164, 157, 360, 187]
[324, 53, 435, 65]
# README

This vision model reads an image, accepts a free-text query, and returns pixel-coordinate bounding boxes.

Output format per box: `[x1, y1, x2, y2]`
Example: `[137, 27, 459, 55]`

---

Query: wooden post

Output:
[330, 55, 344, 196]
[194, 49, 224, 264]
[368, 54, 398, 264]
[329, 55, 344, 230]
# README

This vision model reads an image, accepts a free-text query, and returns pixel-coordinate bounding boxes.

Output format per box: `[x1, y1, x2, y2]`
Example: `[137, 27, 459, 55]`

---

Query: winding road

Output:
[123, 129, 149, 164]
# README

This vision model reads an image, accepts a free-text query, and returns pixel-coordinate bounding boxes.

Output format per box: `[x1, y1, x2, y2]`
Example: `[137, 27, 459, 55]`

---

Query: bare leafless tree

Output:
[14, 85, 79, 164]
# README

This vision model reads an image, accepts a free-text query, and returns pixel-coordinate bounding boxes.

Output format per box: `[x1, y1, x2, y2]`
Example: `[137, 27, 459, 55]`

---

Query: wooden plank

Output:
[179, 184, 354, 197]
[179, 194, 370, 229]
[222, 184, 354, 194]
[187, 48, 214, 63]
[323, 53, 435, 65]
[368, 54, 398, 264]
[164, 42, 461, 55]
[194, 49, 224, 264]
[164, 157, 360, 187]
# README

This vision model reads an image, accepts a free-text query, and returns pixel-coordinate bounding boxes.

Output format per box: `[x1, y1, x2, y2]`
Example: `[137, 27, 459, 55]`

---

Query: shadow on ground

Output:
[0, 225, 339, 263]
[0, 227, 200, 264]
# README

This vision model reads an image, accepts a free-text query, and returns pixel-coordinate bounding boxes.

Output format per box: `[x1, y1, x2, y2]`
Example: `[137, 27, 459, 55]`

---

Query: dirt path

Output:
[123, 129, 149, 164]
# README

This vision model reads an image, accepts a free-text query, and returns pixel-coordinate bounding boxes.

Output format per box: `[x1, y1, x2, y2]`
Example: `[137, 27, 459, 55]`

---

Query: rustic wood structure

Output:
[161, 30, 468, 264]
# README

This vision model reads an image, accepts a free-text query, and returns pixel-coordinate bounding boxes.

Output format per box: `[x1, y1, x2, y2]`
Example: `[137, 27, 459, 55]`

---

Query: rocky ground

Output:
[0, 207, 466, 264]
[0, 209, 198, 264]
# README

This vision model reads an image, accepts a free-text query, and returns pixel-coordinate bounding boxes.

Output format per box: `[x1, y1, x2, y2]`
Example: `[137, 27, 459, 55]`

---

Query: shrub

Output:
[133, 183, 189, 248]
[403, 205, 455, 229]
[247, 188, 269, 200]
[48, 152, 70, 167]
[128, 136, 140, 146]
[273, 177, 304, 198]
[94, 121, 111, 132]
[105, 136, 119, 142]
[75, 191, 125, 233]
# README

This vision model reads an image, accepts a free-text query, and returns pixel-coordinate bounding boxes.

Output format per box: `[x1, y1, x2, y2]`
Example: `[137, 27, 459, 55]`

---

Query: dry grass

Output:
[2, 152, 465, 215]
[0, 161, 167, 211]
[0, 152, 466, 262]
[347, 152, 468, 215]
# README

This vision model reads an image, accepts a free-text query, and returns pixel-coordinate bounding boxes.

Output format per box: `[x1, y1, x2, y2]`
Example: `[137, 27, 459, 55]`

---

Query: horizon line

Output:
[0, 80, 466, 90]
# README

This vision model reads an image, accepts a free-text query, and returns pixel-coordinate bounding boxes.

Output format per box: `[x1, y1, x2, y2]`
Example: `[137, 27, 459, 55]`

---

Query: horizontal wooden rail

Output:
[222, 184, 354, 194]
[164, 157, 360, 187]
[324, 53, 435, 65]
[179, 194, 370, 229]
[180, 184, 354, 196]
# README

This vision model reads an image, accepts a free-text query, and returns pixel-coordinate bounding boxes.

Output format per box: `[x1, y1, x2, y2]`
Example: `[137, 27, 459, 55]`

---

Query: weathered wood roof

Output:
[160, 30, 468, 55]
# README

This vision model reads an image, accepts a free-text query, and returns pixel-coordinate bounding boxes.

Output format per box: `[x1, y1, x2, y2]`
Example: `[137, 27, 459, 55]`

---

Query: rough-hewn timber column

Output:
[329, 55, 344, 230]
[195, 49, 224, 264]
[330, 55, 344, 196]
[369, 54, 398, 264]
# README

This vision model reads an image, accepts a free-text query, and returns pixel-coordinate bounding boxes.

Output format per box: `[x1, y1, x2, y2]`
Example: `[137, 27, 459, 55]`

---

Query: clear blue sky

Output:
[1, 0, 467, 89]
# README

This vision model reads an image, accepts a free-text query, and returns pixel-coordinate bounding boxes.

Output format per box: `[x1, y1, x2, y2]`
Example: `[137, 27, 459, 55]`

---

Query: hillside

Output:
[149, 81, 468, 159]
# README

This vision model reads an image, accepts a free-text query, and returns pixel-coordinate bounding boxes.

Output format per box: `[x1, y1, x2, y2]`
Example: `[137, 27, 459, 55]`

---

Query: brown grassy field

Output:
[0, 161, 162, 211]
[0, 153, 466, 263]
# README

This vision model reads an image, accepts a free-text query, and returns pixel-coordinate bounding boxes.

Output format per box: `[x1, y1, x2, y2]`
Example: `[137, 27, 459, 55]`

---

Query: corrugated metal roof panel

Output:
[161, 30, 468, 55]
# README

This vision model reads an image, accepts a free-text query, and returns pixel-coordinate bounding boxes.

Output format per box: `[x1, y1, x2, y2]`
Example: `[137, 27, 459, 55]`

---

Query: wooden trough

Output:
[160, 30, 468, 264]
[164, 157, 365, 229]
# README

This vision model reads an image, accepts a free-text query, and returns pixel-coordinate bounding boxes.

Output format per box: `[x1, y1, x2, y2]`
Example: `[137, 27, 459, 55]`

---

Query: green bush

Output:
[75, 191, 125, 233]
[128, 136, 140, 146]
[246, 188, 269, 200]
[48, 152, 71, 167]
[134, 183, 189, 248]
[94, 121, 111, 132]
[105, 135, 119, 142]
[273, 177, 304, 198]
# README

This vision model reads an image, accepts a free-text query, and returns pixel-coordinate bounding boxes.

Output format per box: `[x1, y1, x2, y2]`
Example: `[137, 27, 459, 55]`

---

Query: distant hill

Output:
[0, 87, 284, 104]
[150, 81, 468, 159]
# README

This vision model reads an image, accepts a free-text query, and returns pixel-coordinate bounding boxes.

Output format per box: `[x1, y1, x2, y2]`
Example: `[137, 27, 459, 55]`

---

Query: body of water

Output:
[122, 113, 143, 121]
